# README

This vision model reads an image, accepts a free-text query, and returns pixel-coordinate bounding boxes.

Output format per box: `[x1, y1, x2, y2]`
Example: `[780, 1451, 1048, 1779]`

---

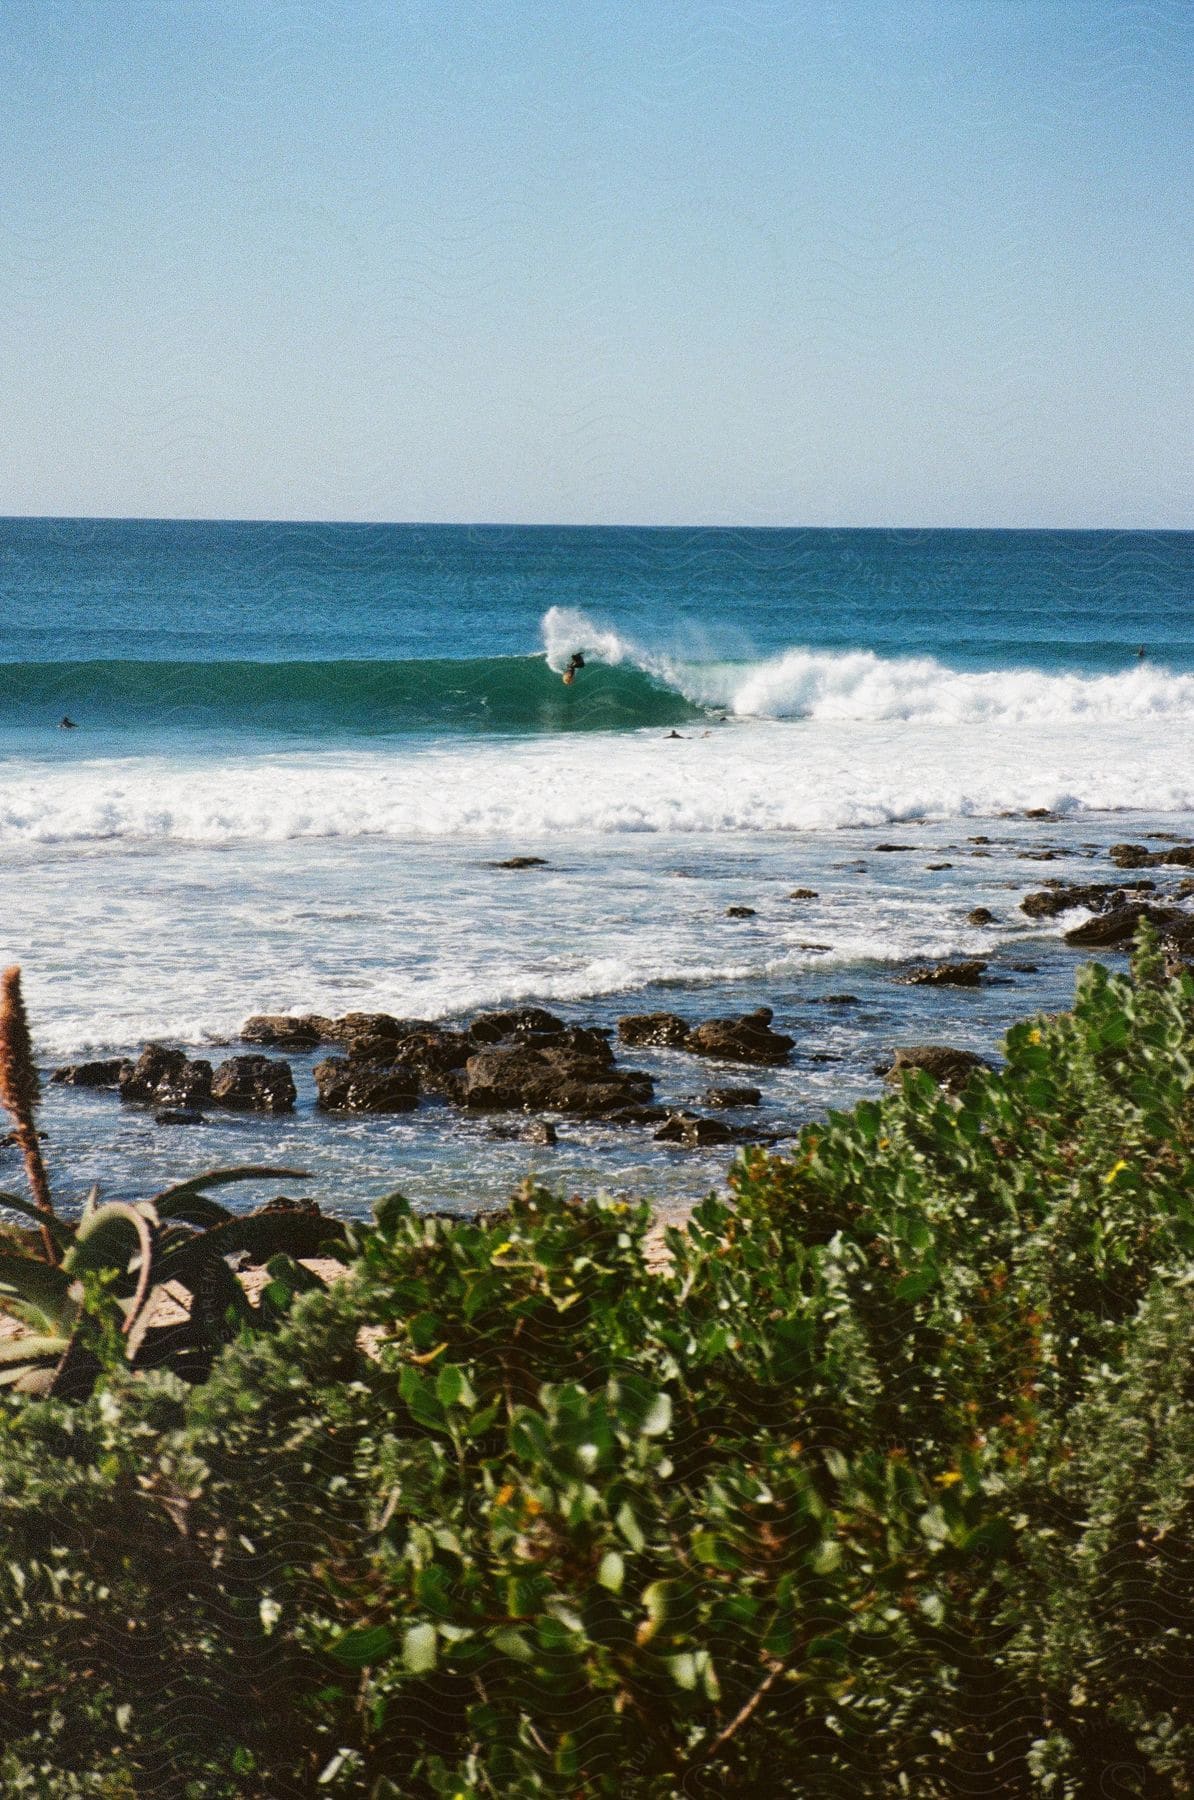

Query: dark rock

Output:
[120, 1045, 213, 1108]
[222, 1198, 347, 1263]
[925, 862, 952, 871]
[386, 1031, 471, 1101]
[492, 856, 548, 869]
[525, 1120, 558, 1146]
[618, 1011, 691, 1049]
[725, 905, 756, 918]
[810, 993, 859, 1006]
[1008, 961, 1040, 973]
[51, 1058, 131, 1089]
[654, 1110, 738, 1146]
[897, 959, 988, 988]
[525, 1026, 614, 1064]
[155, 1109, 206, 1127]
[313, 1057, 419, 1112]
[1108, 842, 1194, 871]
[240, 1014, 327, 1049]
[686, 1009, 794, 1065]
[468, 1007, 566, 1045]
[798, 942, 833, 952]
[343, 1030, 407, 1065]
[462, 1045, 652, 1115]
[967, 908, 997, 926]
[968, 835, 992, 844]
[1023, 807, 1055, 819]
[210, 1055, 296, 1113]
[1018, 850, 1061, 861]
[604, 1103, 671, 1126]
[1108, 843, 1154, 868]
[389, 1027, 473, 1079]
[704, 1085, 762, 1108]
[326, 1012, 425, 1045]
[873, 843, 917, 852]
[1063, 904, 1194, 950]
[1021, 881, 1152, 920]
[788, 887, 818, 899]
[885, 1046, 991, 1091]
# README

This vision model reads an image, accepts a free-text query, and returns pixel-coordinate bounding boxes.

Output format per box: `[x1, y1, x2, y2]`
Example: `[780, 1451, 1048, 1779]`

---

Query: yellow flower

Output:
[1027, 1027, 1042, 1045]
[1104, 1160, 1129, 1185]
[935, 1470, 963, 1487]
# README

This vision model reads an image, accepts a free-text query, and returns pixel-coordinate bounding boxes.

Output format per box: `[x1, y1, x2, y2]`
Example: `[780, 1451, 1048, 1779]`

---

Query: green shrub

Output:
[0, 930, 1191, 1796]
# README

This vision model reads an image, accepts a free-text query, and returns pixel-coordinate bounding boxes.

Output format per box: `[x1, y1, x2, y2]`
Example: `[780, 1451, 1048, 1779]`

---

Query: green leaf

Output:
[399, 1365, 445, 1430]
[436, 1363, 476, 1410]
[616, 1502, 646, 1552]
[810, 1538, 842, 1575]
[153, 1193, 235, 1228]
[0, 1332, 71, 1383]
[328, 1625, 397, 1668]
[64, 1202, 152, 1281]
[0, 1192, 74, 1249]
[403, 1623, 438, 1673]
[895, 1265, 939, 1302]
[640, 1390, 672, 1437]
[151, 1166, 308, 1207]
[597, 1550, 624, 1593]
[907, 1217, 935, 1253]
[641, 1581, 670, 1635]
[669, 1652, 700, 1690]
[374, 1191, 411, 1239]
[0, 1254, 77, 1333]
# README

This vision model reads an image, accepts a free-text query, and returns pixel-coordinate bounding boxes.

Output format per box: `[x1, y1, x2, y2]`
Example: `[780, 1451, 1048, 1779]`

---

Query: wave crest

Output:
[543, 607, 1194, 726]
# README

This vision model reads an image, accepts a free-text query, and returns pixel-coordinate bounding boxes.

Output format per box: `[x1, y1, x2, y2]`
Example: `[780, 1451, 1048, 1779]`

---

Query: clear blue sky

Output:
[2, 0, 1190, 526]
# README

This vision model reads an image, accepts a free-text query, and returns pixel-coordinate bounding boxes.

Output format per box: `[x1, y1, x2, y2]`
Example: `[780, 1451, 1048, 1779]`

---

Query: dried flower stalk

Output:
[0, 965, 58, 1262]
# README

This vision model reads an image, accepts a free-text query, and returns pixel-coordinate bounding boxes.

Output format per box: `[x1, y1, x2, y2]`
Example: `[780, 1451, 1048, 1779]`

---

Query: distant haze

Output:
[2, 1, 1190, 527]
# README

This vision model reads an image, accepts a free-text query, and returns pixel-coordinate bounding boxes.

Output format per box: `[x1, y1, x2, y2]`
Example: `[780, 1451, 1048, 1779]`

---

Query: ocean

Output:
[2, 519, 1192, 1217]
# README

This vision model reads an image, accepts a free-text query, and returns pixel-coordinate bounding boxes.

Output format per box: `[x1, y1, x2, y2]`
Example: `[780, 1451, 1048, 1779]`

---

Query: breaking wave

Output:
[2, 608, 1192, 741]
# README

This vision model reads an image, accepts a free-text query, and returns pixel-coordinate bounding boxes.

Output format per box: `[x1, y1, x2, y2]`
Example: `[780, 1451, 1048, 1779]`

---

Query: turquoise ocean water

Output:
[1, 520, 1191, 1213]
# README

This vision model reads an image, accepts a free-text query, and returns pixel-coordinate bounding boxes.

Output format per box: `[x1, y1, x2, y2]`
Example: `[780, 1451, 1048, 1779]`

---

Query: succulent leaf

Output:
[151, 1166, 308, 1207]
[0, 1252, 79, 1333]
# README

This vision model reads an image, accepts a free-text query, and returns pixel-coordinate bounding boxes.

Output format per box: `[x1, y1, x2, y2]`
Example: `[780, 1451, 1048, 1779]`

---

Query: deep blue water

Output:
[2, 518, 1190, 679]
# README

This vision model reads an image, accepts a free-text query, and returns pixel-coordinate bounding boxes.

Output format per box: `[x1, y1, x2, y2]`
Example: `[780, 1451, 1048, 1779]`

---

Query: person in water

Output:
[561, 652, 585, 686]
[59, 716, 78, 729]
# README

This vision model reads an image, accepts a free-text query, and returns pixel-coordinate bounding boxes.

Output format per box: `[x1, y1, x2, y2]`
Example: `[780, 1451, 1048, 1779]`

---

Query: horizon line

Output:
[2, 513, 1191, 535]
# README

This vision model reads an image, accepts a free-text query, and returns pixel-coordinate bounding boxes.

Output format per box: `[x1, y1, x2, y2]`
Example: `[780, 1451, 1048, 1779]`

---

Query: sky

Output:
[1, 0, 1190, 527]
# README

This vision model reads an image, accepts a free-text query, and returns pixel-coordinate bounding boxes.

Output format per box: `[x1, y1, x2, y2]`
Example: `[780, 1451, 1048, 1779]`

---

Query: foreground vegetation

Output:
[1, 932, 1193, 1796]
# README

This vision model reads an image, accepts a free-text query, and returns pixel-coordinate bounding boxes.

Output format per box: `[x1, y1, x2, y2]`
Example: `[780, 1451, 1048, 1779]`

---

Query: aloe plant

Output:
[0, 966, 351, 1394]
[0, 1168, 346, 1396]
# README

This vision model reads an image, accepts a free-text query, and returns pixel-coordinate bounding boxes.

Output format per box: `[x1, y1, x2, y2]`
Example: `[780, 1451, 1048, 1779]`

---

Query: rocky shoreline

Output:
[44, 839, 1194, 1160]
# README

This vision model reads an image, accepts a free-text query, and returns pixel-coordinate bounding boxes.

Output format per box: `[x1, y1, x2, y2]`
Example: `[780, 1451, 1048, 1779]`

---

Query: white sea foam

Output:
[1, 710, 1192, 849]
[714, 648, 1194, 725]
[542, 606, 1194, 726]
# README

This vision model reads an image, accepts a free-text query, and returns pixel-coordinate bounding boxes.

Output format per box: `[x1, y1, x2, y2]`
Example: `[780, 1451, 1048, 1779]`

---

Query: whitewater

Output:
[2, 710, 1193, 848]
[3, 609, 1194, 848]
